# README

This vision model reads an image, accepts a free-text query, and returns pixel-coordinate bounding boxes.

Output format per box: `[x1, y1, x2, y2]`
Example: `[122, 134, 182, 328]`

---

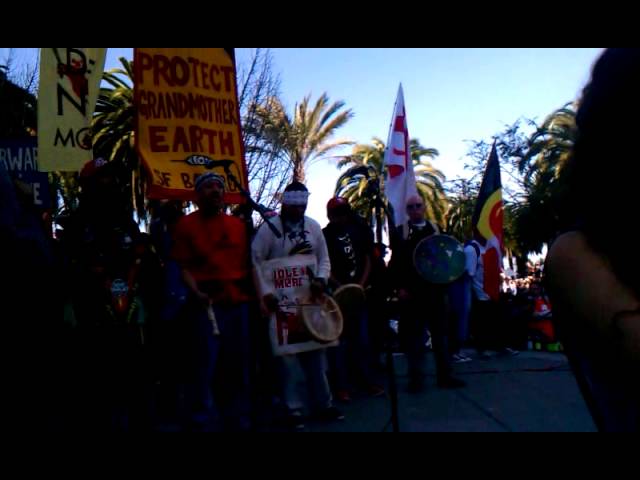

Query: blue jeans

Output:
[448, 275, 472, 353]
[160, 260, 188, 322]
[185, 300, 251, 431]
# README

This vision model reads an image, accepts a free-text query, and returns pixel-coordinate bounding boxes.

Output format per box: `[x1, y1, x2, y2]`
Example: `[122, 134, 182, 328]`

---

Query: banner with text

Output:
[134, 48, 248, 202]
[261, 254, 336, 356]
[38, 48, 106, 172]
[1, 138, 51, 209]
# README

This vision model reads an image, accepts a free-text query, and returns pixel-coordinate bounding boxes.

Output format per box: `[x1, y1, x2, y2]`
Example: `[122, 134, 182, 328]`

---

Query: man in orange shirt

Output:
[172, 172, 253, 431]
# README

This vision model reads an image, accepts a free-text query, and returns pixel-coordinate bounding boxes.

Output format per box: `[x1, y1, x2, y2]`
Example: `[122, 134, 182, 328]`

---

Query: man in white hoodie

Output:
[252, 181, 343, 430]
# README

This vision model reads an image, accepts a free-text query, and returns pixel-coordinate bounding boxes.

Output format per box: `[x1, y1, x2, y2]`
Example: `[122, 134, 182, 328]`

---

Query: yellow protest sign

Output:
[134, 48, 248, 202]
[37, 48, 106, 172]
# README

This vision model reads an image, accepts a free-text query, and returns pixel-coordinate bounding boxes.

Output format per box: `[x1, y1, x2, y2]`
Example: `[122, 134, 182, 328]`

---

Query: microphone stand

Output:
[370, 180, 399, 433]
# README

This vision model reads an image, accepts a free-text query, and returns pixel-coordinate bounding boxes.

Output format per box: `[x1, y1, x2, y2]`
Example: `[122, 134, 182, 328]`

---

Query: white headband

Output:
[282, 190, 310, 206]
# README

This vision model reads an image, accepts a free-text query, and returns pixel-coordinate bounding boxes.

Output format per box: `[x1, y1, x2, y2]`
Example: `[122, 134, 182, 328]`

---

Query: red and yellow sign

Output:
[134, 48, 247, 202]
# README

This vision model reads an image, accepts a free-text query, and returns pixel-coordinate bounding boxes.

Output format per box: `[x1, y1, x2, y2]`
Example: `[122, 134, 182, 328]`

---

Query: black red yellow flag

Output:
[472, 141, 503, 249]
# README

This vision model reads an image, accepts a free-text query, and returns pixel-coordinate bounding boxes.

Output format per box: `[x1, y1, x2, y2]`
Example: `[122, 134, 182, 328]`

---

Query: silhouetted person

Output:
[546, 48, 640, 432]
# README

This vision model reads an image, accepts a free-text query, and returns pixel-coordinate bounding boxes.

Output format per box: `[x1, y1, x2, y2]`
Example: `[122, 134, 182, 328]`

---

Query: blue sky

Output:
[3, 47, 603, 226]
[238, 48, 603, 224]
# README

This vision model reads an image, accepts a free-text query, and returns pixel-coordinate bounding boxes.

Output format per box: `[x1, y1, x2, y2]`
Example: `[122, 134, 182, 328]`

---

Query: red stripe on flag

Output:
[387, 165, 404, 179]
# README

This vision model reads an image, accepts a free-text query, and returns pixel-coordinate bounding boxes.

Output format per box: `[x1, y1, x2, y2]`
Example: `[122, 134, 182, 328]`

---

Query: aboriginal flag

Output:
[472, 141, 503, 249]
[472, 142, 503, 301]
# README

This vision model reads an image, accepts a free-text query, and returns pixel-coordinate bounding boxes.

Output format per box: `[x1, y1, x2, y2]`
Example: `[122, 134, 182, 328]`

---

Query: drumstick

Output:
[207, 304, 220, 336]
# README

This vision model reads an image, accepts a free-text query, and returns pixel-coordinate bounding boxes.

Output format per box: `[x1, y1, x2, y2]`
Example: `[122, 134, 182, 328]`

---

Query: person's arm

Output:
[358, 253, 372, 287]
[305, 219, 331, 297]
[180, 267, 210, 304]
[322, 228, 340, 288]
[252, 265, 277, 316]
[358, 224, 374, 287]
[171, 215, 209, 305]
[251, 221, 279, 312]
[311, 219, 331, 281]
[612, 310, 640, 365]
[465, 245, 478, 278]
[546, 231, 640, 363]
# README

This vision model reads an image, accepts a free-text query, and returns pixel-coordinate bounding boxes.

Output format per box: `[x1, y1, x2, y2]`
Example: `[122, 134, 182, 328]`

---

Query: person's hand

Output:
[310, 278, 327, 299]
[258, 299, 271, 318]
[262, 293, 280, 313]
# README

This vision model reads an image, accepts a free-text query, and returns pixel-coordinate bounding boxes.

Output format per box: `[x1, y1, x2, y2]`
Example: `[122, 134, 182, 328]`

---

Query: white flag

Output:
[383, 84, 417, 236]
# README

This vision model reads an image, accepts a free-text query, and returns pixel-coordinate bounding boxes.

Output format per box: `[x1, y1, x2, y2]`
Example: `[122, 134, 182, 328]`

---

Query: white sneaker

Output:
[452, 354, 471, 363]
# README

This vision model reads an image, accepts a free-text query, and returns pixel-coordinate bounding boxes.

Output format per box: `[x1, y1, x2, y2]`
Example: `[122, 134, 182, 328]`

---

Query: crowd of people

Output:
[3, 156, 546, 431]
[3, 47, 636, 432]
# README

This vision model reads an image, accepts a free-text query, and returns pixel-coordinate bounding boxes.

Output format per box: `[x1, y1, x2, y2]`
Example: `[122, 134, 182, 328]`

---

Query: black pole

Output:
[385, 326, 400, 433]
[373, 190, 399, 433]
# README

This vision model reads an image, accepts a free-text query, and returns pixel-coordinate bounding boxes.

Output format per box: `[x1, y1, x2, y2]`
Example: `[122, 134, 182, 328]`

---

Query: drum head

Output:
[300, 295, 344, 343]
[413, 234, 466, 284]
[333, 283, 366, 315]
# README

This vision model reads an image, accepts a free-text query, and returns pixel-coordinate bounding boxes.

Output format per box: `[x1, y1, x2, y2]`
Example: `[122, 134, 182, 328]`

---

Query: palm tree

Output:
[90, 57, 143, 218]
[251, 93, 354, 183]
[511, 103, 578, 253]
[411, 139, 447, 227]
[444, 178, 477, 241]
[335, 137, 385, 223]
[519, 103, 577, 186]
[336, 137, 446, 229]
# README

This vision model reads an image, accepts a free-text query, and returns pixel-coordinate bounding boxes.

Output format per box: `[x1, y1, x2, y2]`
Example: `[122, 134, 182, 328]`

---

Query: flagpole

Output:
[383, 83, 403, 433]
[367, 180, 399, 433]
[384, 85, 401, 246]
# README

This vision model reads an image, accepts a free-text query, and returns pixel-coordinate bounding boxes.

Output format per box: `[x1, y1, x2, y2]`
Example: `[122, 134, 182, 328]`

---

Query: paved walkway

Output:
[305, 350, 596, 432]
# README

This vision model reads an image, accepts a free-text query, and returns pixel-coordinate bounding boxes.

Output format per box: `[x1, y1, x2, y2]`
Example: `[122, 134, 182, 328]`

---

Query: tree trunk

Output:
[292, 161, 305, 183]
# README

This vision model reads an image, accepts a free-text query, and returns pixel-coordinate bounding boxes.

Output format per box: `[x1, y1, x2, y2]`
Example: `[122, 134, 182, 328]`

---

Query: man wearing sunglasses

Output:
[390, 195, 466, 393]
